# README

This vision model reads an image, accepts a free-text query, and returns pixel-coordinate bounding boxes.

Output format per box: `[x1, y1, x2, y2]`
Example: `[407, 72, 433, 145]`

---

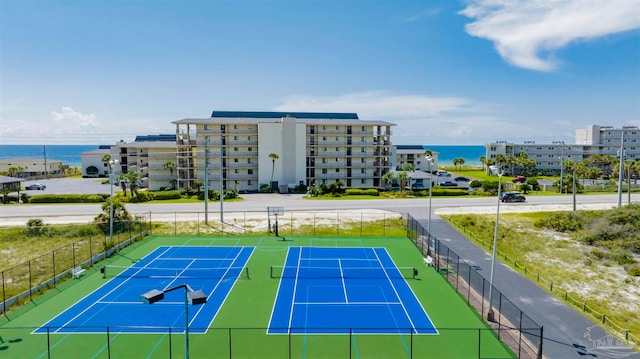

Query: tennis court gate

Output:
[405, 214, 544, 359]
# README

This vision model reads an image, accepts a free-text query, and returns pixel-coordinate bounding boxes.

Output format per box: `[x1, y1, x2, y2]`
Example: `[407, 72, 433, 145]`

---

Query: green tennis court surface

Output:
[0, 235, 515, 358]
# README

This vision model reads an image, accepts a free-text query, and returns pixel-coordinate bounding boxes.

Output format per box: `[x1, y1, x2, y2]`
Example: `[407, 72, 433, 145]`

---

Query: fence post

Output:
[52, 251, 56, 286]
[1, 271, 5, 315]
[478, 328, 481, 359]
[29, 261, 32, 300]
[106, 326, 111, 358]
[229, 328, 232, 359]
[537, 326, 544, 359]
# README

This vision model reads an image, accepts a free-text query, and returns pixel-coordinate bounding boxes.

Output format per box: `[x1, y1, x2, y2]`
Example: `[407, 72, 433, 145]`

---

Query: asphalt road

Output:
[2, 177, 639, 358]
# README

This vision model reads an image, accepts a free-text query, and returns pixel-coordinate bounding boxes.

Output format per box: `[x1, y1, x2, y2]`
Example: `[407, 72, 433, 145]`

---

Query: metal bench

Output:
[72, 266, 86, 279]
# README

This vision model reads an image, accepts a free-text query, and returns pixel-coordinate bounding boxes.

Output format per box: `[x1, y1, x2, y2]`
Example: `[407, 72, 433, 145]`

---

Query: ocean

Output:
[0, 145, 99, 168]
[0, 144, 486, 168]
[424, 145, 485, 166]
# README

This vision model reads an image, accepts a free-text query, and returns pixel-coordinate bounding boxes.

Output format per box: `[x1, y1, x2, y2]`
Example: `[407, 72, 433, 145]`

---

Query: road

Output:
[2, 179, 639, 358]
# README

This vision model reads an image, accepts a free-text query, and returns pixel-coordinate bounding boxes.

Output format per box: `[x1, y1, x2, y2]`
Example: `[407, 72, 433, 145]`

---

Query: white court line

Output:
[287, 247, 303, 333]
[266, 247, 292, 334]
[373, 248, 417, 333]
[338, 259, 348, 304]
[51, 247, 174, 333]
[293, 301, 403, 305]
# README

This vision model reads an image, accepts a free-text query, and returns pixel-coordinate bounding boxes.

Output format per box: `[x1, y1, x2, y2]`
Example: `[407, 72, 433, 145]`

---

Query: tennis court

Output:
[268, 246, 437, 335]
[0, 235, 517, 358]
[34, 246, 253, 334]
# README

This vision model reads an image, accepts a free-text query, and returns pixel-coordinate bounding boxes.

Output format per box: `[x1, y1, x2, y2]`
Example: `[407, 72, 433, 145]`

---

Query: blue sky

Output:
[1, 0, 639, 145]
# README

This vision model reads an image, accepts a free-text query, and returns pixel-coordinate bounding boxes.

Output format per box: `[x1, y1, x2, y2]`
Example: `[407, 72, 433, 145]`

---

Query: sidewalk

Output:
[425, 215, 639, 359]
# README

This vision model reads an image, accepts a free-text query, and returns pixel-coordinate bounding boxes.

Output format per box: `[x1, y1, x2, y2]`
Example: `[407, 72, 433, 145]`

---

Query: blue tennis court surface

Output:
[268, 247, 437, 335]
[35, 246, 253, 334]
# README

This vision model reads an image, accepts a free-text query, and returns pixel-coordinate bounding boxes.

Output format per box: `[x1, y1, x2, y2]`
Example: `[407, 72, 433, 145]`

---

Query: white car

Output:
[26, 183, 46, 190]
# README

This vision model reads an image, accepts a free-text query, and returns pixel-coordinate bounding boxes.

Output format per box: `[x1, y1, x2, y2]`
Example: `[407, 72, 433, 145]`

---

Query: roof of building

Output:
[210, 111, 359, 120]
[119, 141, 177, 149]
[396, 145, 426, 150]
[0, 157, 62, 164]
[134, 134, 176, 142]
[81, 148, 111, 155]
[0, 175, 22, 184]
[173, 117, 395, 126]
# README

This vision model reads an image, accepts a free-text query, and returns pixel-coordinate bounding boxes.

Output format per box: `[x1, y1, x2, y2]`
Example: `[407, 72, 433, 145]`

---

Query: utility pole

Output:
[617, 131, 625, 208]
[204, 137, 209, 225]
[43, 145, 48, 178]
[220, 130, 224, 222]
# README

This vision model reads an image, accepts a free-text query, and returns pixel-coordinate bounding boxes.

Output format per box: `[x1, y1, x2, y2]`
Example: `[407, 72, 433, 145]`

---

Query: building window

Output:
[234, 136, 238, 140]
[322, 158, 327, 163]
[248, 136, 252, 140]
[204, 124, 210, 130]
[248, 169, 253, 174]
[248, 158, 252, 164]
[322, 169, 327, 174]
[234, 158, 239, 163]
[335, 136, 339, 141]
[323, 147, 327, 152]
[204, 135, 210, 141]
[361, 158, 365, 163]
[361, 168, 366, 173]
[248, 180, 252, 185]
[323, 136, 327, 141]
[336, 126, 340, 130]
[234, 169, 238, 174]
[361, 179, 366, 184]
[234, 147, 238, 152]
[234, 125, 238, 129]
[336, 147, 339, 151]
[361, 126, 365, 132]
[248, 125, 253, 130]
[322, 125, 327, 130]
[361, 147, 366, 153]
[336, 168, 339, 173]
[248, 147, 253, 152]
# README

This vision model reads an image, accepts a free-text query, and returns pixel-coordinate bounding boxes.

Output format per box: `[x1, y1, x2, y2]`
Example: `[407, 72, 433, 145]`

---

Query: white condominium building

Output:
[486, 125, 639, 174]
[173, 111, 395, 192]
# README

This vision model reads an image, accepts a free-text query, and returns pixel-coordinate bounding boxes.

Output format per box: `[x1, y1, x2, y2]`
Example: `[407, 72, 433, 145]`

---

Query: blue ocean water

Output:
[0, 144, 487, 168]
[425, 145, 486, 166]
[0, 145, 99, 168]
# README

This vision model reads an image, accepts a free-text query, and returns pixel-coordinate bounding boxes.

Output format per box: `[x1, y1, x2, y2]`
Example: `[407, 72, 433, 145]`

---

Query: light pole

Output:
[617, 131, 625, 208]
[108, 159, 119, 245]
[141, 284, 207, 359]
[425, 155, 434, 255]
[553, 141, 565, 194]
[487, 168, 503, 322]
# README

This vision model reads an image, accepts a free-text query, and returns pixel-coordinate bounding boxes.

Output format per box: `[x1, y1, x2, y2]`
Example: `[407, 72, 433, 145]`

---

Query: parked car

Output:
[501, 192, 526, 202]
[26, 183, 46, 190]
[439, 180, 458, 187]
[512, 176, 527, 183]
[436, 170, 451, 177]
[454, 176, 470, 182]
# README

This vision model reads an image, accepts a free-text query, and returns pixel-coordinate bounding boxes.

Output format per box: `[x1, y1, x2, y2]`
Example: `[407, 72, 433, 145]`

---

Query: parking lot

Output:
[21, 178, 113, 195]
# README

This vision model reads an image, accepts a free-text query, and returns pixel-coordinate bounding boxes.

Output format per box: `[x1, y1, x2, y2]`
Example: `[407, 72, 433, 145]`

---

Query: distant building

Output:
[112, 135, 177, 190]
[392, 145, 439, 172]
[0, 157, 64, 178]
[486, 124, 640, 175]
[80, 146, 112, 177]
[173, 111, 395, 192]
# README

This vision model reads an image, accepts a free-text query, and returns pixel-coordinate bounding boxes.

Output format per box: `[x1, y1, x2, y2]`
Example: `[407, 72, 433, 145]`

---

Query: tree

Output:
[453, 157, 465, 171]
[269, 153, 279, 184]
[94, 198, 131, 234]
[124, 171, 141, 196]
[479, 155, 487, 173]
[397, 171, 408, 192]
[164, 161, 176, 189]
[382, 171, 396, 189]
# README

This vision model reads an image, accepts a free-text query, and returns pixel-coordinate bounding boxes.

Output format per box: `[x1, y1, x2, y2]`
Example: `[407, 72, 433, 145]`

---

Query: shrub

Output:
[526, 178, 539, 190]
[128, 191, 155, 203]
[153, 190, 181, 200]
[534, 212, 584, 232]
[482, 180, 500, 194]
[29, 194, 106, 203]
[345, 188, 379, 196]
[26, 218, 46, 236]
[469, 180, 482, 190]
[260, 184, 271, 193]
[628, 265, 640, 276]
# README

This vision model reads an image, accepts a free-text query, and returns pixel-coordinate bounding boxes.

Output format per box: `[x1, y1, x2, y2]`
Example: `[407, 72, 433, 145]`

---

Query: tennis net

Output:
[102, 265, 250, 280]
[270, 265, 417, 279]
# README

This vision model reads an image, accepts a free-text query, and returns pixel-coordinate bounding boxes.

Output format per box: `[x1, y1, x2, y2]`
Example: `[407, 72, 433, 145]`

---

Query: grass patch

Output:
[446, 208, 640, 344]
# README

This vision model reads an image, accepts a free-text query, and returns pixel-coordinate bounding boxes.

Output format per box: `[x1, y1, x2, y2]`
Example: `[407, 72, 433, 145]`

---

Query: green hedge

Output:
[413, 188, 469, 197]
[152, 190, 182, 200]
[29, 194, 106, 203]
[345, 188, 380, 196]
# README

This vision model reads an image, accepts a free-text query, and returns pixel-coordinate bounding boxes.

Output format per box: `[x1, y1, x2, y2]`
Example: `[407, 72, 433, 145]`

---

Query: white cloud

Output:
[51, 107, 99, 129]
[274, 92, 558, 144]
[460, 0, 640, 71]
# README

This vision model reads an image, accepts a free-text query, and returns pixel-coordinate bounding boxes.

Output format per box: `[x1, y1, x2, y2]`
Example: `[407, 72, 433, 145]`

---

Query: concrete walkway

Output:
[422, 214, 639, 359]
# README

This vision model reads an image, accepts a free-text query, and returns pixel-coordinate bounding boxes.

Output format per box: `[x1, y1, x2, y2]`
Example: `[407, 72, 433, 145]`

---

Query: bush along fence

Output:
[147, 210, 407, 237]
[405, 214, 544, 359]
[447, 217, 639, 350]
[0, 217, 150, 316]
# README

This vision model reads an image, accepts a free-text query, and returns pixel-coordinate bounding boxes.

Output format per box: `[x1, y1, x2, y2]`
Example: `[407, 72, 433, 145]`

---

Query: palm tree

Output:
[102, 154, 112, 165]
[164, 161, 176, 189]
[453, 157, 465, 171]
[124, 170, 141, 196]
[382, 171, 396, 190]
[269, 153, 279, 184]
[479, 155, 487, 173]
[397, 171, 408, 192]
